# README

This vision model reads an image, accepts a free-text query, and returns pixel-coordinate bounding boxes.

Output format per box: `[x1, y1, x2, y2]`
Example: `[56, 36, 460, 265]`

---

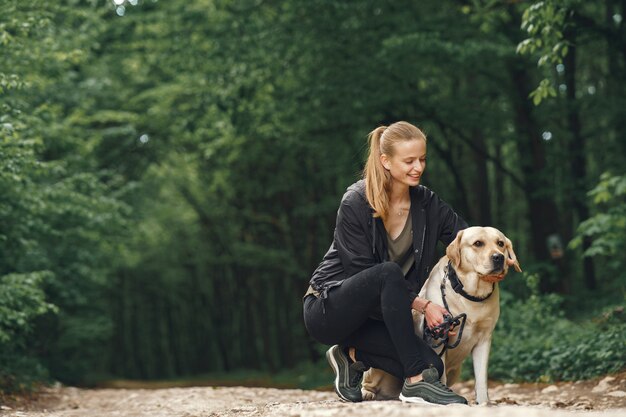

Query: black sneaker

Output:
[399, 367, 468, 405]
[325, 345, 367, 402]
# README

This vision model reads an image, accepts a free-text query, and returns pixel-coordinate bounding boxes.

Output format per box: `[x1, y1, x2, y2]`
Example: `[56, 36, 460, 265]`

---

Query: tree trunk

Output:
[427, 136, 472, 220]
[508, 62, 564, 293]
[493, 144, 504, 227]
[563, 21, 596, 290]
[471, 129, 493, 226]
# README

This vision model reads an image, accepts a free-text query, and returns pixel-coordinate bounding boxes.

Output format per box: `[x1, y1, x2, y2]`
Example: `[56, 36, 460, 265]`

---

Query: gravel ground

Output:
[1, 372, 625, 417]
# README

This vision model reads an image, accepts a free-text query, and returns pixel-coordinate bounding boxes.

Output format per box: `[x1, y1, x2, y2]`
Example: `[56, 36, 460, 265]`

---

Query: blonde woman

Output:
[303, 121, 468, 405]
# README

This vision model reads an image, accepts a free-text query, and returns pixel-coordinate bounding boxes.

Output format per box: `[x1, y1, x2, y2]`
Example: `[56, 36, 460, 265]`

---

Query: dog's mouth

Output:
[479, 269, 506, 283]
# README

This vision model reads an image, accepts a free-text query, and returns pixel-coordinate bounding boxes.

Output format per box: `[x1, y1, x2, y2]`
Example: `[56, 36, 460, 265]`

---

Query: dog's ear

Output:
[505, 237, 522, 272]
[446, 230, 464, 270]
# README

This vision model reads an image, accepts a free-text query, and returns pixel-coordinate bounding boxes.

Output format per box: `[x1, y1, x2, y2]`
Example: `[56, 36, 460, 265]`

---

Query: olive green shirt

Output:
[387, 214, 414, 276]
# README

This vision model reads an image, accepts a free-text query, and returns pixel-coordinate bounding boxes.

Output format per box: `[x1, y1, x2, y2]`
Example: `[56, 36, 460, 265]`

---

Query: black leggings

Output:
[303, 262, 443, 379]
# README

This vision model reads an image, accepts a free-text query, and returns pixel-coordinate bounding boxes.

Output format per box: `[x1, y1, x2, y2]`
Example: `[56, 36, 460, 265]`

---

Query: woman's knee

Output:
[379, 262, 405, 288]
[380, 262, 403, 280]
[355, 262, 403, 288]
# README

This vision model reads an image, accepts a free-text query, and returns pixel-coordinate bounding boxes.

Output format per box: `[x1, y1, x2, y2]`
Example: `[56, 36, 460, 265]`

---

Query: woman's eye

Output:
[497, 240, 505, 247]
[473, 241, 483, 247]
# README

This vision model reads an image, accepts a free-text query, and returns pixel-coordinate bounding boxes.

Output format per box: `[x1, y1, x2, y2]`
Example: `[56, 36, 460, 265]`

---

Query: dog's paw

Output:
[361, 389, 377, 401]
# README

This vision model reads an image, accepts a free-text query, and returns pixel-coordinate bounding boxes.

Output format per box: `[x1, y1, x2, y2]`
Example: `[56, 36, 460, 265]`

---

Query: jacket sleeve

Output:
[334, 197, 377, 278]
[436, 195, 468, 246]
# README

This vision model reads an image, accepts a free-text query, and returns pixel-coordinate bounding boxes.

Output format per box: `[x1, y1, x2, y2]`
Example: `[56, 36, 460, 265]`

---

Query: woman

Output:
[303, 121, 468, 405]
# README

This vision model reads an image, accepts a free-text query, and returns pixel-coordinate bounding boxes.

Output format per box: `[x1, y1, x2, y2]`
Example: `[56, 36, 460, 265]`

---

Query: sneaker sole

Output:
[325, 346, 353, 402]
[399, 393, 443, 406]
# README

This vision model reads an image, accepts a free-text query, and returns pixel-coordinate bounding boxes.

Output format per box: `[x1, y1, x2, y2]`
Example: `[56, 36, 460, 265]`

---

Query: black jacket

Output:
[309, 180, 467, 303]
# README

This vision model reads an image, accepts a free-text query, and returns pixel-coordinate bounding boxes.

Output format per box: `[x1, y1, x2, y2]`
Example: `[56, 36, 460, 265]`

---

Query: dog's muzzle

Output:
[491, 253, 504, 270]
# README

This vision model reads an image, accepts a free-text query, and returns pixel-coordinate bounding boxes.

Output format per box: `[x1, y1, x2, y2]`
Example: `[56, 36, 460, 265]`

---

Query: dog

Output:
[361, 226, 521, 404]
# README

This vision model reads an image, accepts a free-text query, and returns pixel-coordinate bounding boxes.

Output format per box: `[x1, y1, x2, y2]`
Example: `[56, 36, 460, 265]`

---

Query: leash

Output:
[424, 312, 467, 356]
[424, 262, 492, 357]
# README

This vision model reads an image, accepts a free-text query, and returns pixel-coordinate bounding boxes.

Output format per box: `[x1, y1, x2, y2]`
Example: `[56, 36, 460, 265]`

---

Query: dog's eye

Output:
[497, 240, 505, 247]
[473, 241, 483, 247]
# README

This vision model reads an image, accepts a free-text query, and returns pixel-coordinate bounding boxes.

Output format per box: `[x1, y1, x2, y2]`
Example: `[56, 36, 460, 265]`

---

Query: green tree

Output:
[1, 0, 129, 388]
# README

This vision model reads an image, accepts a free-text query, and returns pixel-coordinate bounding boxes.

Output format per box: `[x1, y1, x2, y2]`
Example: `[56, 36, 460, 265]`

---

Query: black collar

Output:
[446, 262, 495, 302]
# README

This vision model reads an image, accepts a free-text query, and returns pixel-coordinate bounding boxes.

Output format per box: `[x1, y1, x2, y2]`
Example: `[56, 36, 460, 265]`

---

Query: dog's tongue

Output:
[481, 273, 505, 283]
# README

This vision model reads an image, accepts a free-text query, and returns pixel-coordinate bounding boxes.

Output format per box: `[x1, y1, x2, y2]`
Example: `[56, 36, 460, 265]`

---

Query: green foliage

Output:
[516, 0, 579, 103]
[528, 79, 558, 106]
[0, 138, 129, 388]
[0, 272, 56, 392]
[486, 273, 626, 382]
[570, 173, 626, 261]
[0, 0, 129, 390]
[517, 0, 572, 61]
[0, 273, 56, 345]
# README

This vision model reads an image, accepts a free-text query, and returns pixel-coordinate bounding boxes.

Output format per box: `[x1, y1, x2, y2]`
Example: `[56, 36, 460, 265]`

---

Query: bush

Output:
[0, 272, 57, 392]
[484, 273, 626, 382]
[570, 173, 626, 258]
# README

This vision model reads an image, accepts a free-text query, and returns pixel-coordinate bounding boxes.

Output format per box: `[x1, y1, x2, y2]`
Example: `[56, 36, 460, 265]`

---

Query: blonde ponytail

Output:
[362, 121, 427, 220]
[364, 126, 391, 219]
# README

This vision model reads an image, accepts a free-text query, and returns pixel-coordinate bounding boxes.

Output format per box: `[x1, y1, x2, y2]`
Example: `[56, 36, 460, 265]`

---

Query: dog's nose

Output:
[492, 253, 504, 266]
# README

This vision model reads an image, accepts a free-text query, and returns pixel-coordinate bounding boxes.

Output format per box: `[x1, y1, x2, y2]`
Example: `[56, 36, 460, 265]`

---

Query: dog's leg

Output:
[362, 368, 402, 401]
[362, 389, 377, 401]
[361, 369, 378, 401]
[446, 366, 462, 387]
[472, 338, 492, 404]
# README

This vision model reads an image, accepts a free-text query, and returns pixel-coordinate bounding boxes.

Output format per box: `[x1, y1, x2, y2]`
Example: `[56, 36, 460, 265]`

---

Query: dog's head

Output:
[446, 227, 522, 283]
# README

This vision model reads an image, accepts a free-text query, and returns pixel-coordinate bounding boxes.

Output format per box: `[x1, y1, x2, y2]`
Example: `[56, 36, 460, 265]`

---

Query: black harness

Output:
[423, 262, 495, 356]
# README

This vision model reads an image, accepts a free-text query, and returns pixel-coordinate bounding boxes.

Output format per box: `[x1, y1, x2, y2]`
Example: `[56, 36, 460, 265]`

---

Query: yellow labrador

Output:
[361, 226, 521, 404]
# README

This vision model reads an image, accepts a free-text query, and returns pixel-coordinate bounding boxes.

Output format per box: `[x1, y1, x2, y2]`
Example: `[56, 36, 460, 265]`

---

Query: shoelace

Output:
[428, 378, 454, 393]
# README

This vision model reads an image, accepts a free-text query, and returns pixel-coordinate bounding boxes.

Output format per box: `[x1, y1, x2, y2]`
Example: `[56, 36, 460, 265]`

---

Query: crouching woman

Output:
[303, 121, 468, 405]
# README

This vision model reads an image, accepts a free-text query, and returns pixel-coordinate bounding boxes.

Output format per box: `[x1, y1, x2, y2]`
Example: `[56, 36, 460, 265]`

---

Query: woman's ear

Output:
[446, 230, 464, 270]
[380, 154, 391, 171]
[505, 237, 522, 272]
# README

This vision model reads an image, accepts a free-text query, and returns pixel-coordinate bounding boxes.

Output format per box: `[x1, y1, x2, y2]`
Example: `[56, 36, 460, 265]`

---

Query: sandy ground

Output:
[1, 372, 625, 417]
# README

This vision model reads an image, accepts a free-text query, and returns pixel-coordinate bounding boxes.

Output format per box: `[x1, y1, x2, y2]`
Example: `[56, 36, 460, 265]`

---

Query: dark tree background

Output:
[1, 0, 624, 390]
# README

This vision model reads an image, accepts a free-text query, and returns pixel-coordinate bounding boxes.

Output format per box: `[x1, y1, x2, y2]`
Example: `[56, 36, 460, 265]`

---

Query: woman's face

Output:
[381, 139, 426, 187]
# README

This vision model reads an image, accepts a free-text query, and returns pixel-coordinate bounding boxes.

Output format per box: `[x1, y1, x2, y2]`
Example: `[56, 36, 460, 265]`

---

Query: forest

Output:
[0, 0, 625, 392]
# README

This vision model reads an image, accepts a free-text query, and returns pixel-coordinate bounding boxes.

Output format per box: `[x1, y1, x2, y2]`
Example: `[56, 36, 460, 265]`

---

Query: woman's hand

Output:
[424, 302, 450, 329]
[411, 297, 456, 335]
[412, 297, 450, 329]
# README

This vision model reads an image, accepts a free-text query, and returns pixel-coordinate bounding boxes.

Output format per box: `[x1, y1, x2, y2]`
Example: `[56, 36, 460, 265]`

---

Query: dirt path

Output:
[1, 372, 625, 417]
